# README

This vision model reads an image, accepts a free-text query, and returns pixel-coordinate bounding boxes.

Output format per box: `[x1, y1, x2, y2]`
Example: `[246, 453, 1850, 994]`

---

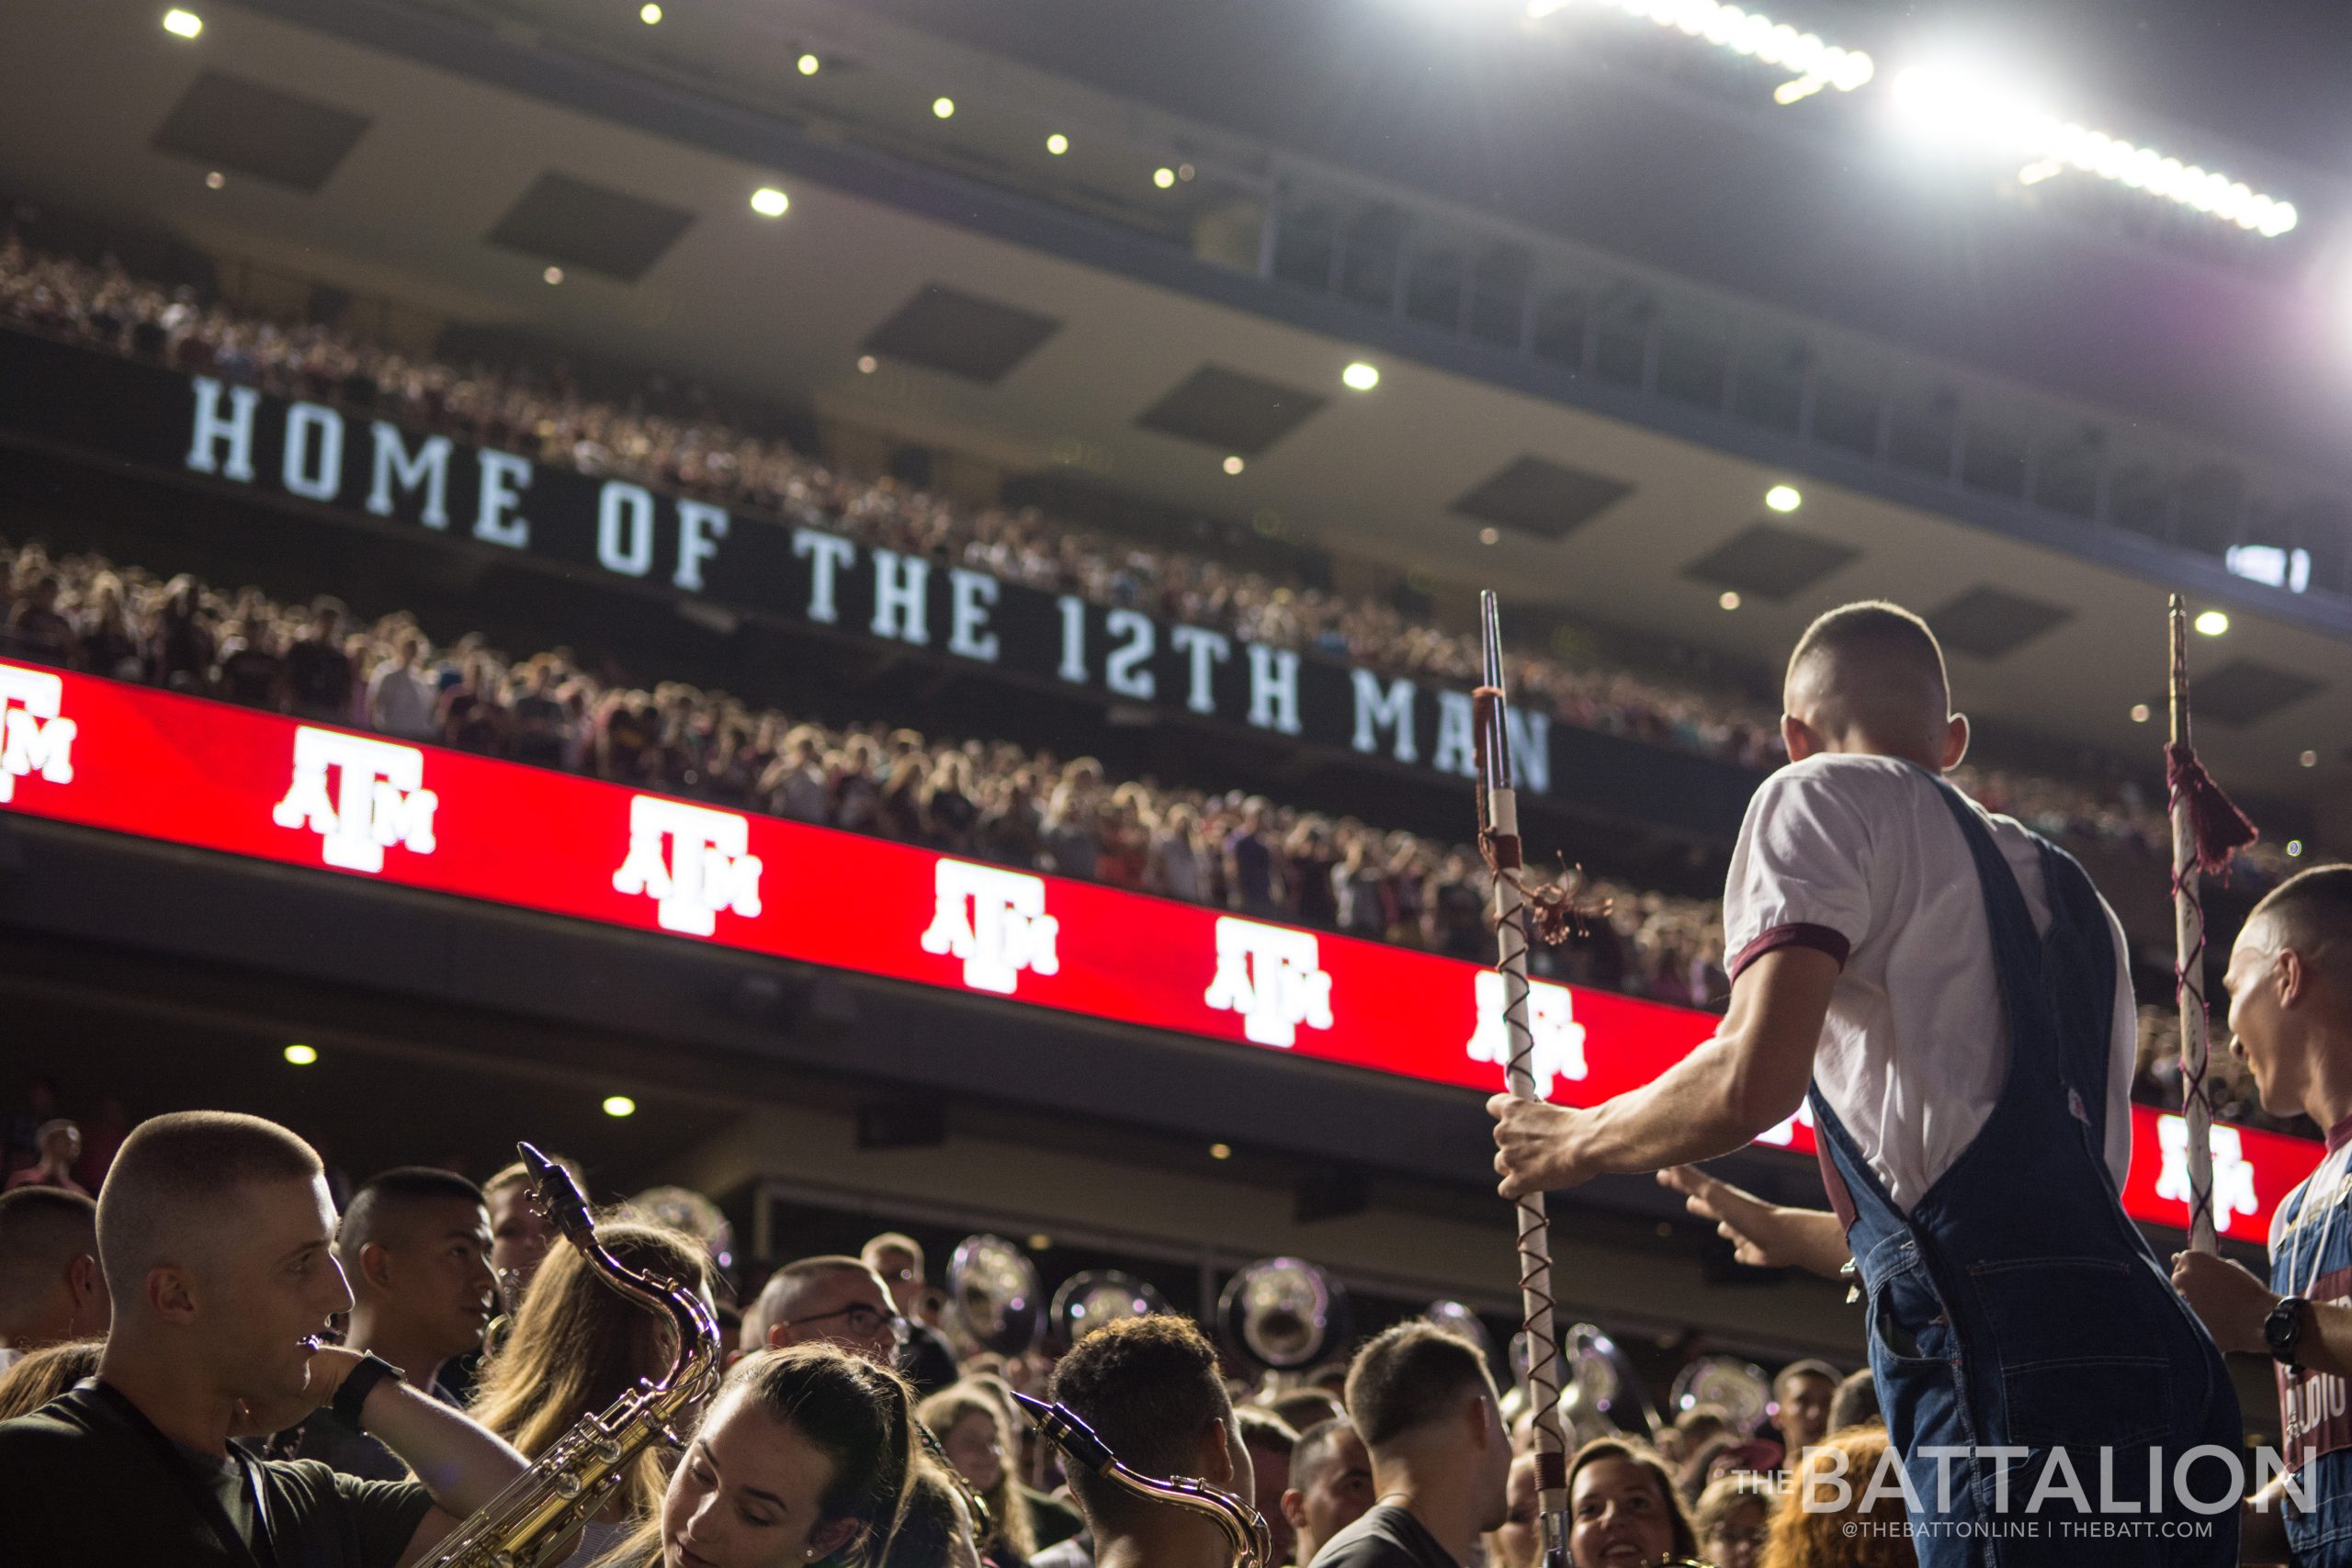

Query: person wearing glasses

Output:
[861, 1233, 961, 1396]
[744, 1257, 910, 1367]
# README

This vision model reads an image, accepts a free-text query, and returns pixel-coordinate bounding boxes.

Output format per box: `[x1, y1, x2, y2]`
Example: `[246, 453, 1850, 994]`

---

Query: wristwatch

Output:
[331, 1351, 404, 1432]
[2264, 1295, 2311, 1371]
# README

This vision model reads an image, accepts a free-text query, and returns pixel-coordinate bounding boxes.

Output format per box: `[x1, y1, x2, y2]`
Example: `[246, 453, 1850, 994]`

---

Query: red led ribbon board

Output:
[0, 660, 2315, 1237]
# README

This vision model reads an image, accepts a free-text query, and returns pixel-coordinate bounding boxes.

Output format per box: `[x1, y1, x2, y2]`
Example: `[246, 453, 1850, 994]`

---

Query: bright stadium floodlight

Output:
[1890, 63, 2298, 237]
[163, 8, 203, 38]
[1526, 0, 1874, 102]
[750, 186, 790, 217]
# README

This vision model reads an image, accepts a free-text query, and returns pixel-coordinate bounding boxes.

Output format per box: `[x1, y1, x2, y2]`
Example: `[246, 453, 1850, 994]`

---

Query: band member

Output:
[1490, 602, 2237, 1564]
[1317, 1324, 1510, 1568]
[1563, 1438, 1697, 1568]
[482, 1153, 579, 1304]
[744, 1255, 907, 1364]
[0, 1186, 109, 1365]
[1283, 1416, 1373, 1568]
[863, 1232, 963, 1395]
[599, 1342, 920, 1568]
[273, 1166, 497, 1480]
[2173, 864, 2352, 1567]
[1046, 1314, 1252, 1568]
[469, 1220, 716, 1563]
[0, 1111, 528, 1566]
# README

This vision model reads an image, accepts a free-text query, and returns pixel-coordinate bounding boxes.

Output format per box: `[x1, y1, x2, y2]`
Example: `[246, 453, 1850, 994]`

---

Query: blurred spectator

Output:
[0, 1189, 109, 1366]
[922, 1381, 1044, 1568]
[862, 1232, 963, 1397]
[1761, 1427, 1917, 1568]
[4, 1122, 87, 1197]
[1773, 1359, 1838, 1464]
[887, 1461, 988, 1568]
[1826, 1369, 1881, 1434]
[1235, 1409, 1299, 1564]
[1691, 1473, 1774, 1568]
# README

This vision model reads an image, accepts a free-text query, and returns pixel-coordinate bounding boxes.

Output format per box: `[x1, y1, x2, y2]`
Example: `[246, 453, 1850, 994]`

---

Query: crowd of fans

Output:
[0, 1093, 1911, 1568]
[0, 536, 1731, 1005]
[0, 231, 2312, 896]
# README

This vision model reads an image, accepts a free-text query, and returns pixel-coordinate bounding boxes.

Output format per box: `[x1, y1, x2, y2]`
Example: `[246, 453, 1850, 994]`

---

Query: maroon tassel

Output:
[2165, 741, 2257, 876]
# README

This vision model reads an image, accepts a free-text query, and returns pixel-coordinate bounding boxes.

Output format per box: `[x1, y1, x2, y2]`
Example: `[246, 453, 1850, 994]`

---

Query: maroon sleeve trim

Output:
[1728, 922, 1851, 982]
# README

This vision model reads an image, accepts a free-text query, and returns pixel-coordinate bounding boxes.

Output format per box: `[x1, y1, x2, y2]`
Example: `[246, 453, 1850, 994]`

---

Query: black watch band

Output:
[2265, 1296, 2311, 1371]
[330, 1352, 403, 1432]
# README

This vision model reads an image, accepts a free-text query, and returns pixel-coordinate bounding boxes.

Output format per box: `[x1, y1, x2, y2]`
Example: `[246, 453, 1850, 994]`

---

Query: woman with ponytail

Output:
[597, 1343, 920, 1568]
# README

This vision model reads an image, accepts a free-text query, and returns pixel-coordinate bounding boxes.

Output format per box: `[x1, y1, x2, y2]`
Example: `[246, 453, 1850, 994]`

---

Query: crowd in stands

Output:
[0, 1090, 1917, 1568]
[0, 536, 1731, 1006]
[6, 529, 2324, 1135]
[0, 233, 2310, 897]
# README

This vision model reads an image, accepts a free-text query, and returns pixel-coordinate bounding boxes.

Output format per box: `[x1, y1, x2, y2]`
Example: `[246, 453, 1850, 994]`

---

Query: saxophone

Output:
[422, 1142, 723, 1567]
[1011, 1391, 1272, 1568]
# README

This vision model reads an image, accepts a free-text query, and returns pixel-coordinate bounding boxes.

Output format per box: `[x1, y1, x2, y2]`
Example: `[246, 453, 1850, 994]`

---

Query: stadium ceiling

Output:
[0, 0, 2346, 811]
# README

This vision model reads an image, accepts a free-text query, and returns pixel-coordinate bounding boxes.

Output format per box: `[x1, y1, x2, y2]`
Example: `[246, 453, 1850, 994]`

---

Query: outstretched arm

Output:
[1657, 1164, 1850, 1279]
[1489, 946, 1838, 1195]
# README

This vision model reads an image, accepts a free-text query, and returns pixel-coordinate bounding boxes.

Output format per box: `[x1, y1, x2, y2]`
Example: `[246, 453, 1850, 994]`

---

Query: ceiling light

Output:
[1890, 64, 2298, 237]
[797, 53, 820, 75]
[603, 1094, 638, 1118]
[2289, 840, 2306, 857]
[283, 1043, 318, 1066]
[856, 355, 877, 374]
[1153, 166, 1177, 189]
[1178, 164, 1196, 181]
[163, 8, 203, 39]
[1046, 133, 1069, 155]
[1027, 1233, 1054, 1251]
[2301, 750, 2320, 769]
[1719, 590, 1742, 611]
[1479, 526, 1501, 546]
[1341, 361, 1381, 391]
[205, 171, 224, 190]
[750, 186, 790, 217]
[543, 265, 564, 285]
[1208, 1142, 1233, 1161]
[932, 96, 956, 119]
[2193, 609, 2229, 637]
[639, 2, 661, 22]
[1222, 456, 1245, 475]
[2130, 703, 2151, 724]
[1527, 0, 1872, 99]
[1764, 483, 1802, 513]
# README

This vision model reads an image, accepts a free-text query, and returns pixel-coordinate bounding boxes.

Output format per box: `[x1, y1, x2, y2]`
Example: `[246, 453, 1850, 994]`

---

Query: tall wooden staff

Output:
[2166, 593, 2257, 1253]
[1473, 592, 1568, 1568]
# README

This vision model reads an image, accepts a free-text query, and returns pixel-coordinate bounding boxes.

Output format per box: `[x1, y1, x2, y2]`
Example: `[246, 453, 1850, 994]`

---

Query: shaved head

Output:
[96, 1111, 322, 1301]
[0, 1188, 107, 1348]
[2243, 866, 2352, 983]
[1783, 601, 1964, 771]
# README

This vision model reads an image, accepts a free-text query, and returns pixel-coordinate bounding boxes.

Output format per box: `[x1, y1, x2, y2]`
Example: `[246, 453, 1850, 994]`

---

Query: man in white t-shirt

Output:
[1491, 600, 2236, 1566]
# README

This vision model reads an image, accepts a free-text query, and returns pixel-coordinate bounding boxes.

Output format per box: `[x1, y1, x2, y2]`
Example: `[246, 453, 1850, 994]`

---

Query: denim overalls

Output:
[2267, 1145, 2352, 1565]
[1810, 775, 2239, 1566]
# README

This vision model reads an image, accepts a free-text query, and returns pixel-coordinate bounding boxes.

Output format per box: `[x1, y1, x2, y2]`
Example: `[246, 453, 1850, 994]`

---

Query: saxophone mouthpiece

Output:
[1012, 1391, 1115, 1473]
[516, 1140, 594, 1242]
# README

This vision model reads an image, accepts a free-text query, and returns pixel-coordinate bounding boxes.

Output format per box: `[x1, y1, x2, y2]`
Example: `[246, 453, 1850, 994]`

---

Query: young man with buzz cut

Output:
[1283, 1415, 1374, 1568]
[268, 1166, 498, 1480]
[0, 1185, 109, 1368]
[0, 1111, 527, 1567]
[1314, 1323, 1510, 1568]
[2174, 864, 2352, 1568]
[1047, 1314, 1253, 1568]
[1492, 601, 2238, 1566]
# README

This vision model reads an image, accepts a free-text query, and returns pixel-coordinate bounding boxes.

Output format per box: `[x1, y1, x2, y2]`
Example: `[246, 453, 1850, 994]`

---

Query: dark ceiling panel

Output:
[1450, 455, 1631, 539]
[1679, 523, 1858, 602]
[1928, 585, 2075, 660]
[1135, 366, 1327, 456]
[863, 284, 1062, 384]
[150, 71, 370, 193]
[486, 172, 696, 284]
[2180, 660, 2324, 728]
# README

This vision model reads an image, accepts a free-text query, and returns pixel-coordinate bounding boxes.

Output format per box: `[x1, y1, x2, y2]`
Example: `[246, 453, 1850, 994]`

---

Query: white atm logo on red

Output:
[0, 664, 76, 803]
